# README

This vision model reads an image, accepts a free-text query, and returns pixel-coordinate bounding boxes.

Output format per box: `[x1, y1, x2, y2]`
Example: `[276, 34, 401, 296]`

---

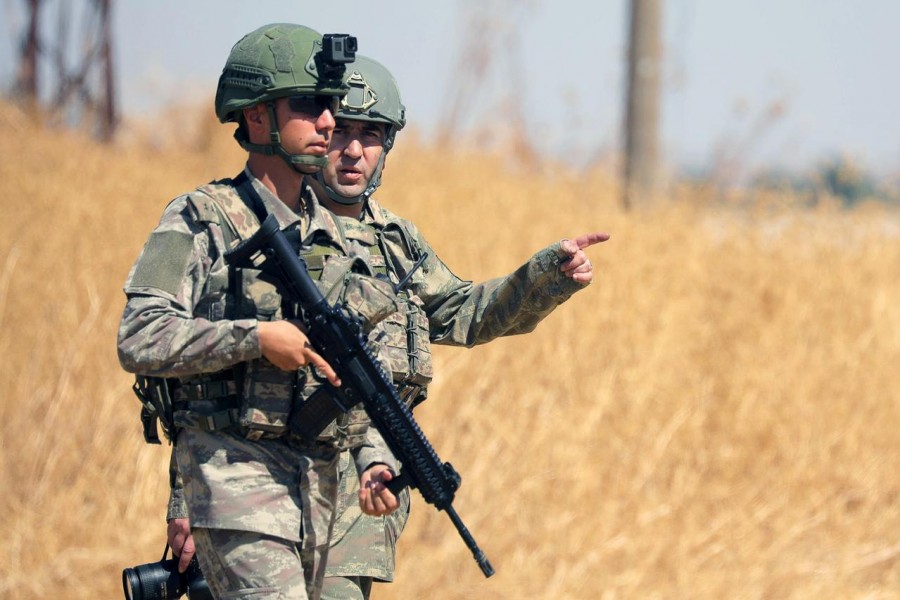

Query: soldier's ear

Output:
[243, 104, 266, 130]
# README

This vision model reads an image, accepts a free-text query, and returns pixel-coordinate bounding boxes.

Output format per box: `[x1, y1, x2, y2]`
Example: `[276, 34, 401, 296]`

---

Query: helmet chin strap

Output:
[235, 102, 328, 171]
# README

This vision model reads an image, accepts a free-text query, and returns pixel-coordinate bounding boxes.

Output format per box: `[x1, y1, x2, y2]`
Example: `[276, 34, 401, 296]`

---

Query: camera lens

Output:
[122, 559, 184, 600]
[122, 568, 139, 600]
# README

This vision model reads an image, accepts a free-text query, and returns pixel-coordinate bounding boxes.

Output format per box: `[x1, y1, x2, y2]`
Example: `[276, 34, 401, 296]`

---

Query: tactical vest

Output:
[330, 214, 434, 397]
[150, 177, 432, 450]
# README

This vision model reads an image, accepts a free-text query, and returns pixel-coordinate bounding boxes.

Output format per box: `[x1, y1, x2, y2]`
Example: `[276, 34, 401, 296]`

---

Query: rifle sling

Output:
[232, 171, 270, 223]
[232, 173, 350, 442]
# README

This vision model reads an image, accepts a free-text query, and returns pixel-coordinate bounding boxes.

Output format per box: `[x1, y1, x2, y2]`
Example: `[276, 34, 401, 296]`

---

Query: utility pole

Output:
[14, 0, 42, 112]
[623, 0, 663, 209]
[11, 0, 118, 140]
[97, 0, 118, 140]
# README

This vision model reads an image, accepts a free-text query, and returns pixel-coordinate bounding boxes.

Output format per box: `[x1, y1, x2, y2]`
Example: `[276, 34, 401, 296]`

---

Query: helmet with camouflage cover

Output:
[215, 23, 355, 170]
[317, 55, 407, 205]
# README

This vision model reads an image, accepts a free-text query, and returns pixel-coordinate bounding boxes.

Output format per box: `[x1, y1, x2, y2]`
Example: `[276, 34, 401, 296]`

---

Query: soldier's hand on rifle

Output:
[258, 320, 341, 385]
[167, 517, 195, 574]
[559, 232, 609, 285]
[359, 464, 400, 517]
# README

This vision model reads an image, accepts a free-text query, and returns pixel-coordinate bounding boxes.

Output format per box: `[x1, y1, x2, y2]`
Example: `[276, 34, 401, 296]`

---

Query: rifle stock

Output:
[225, 214, 494, 578]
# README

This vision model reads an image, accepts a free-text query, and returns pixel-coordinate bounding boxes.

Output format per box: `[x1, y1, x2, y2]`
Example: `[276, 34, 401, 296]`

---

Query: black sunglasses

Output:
[286, 95, 340, 117]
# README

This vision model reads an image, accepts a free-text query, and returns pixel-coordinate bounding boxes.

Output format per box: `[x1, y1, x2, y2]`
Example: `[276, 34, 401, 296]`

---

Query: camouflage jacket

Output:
[153, 168, 589, 523]
[118, 167, 396, 472]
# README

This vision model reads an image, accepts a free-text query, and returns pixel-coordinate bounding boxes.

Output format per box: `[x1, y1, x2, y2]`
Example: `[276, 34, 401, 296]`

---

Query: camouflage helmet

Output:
[336, 55, 406, 151]
[318, 55, 406, 205]
[214, 23, 349, 124]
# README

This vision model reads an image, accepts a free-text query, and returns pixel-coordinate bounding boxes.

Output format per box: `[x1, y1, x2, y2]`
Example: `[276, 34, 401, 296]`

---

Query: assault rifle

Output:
[225, 214, 494, 578]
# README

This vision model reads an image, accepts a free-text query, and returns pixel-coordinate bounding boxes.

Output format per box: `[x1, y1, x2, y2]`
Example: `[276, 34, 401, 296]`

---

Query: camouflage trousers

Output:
[320, 576, 373, 600]
[321, 451, 411, 600]
[176, 429, 341, 599]
[193, 527, 310, 598]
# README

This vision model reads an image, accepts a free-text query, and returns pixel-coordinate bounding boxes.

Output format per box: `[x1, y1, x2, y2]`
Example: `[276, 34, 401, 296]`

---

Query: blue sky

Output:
[2, 1, 898, 178]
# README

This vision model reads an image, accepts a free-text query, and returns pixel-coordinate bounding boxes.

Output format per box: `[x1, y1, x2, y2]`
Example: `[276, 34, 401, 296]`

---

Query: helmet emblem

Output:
[341, 71, 378, 111]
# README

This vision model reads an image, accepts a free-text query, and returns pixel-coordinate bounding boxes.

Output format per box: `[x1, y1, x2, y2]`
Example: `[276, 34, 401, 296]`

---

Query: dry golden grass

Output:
[1, 101, 898, 599]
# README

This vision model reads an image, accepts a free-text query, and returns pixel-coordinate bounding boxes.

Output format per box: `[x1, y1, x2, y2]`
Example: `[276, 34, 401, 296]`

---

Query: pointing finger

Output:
[560, 232, 608, 257]
[572, 232, 609, 251]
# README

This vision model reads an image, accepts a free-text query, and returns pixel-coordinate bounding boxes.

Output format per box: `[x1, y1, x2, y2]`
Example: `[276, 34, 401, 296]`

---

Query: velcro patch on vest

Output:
[130, 231, 194, 295]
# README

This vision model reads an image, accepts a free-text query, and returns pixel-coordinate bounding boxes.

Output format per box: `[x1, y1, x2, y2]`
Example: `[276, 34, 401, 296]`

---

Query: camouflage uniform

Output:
[119, 169, 399, 599]
[158, 180, 588, 599]
[310, 53, 590, 597]
[318, 196, 588, 599]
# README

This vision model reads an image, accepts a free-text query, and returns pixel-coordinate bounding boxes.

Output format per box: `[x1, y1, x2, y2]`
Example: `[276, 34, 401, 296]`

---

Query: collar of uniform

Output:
[362, 195, 389, 229]
[241, 165, 306, 232]
[299, 180, 351, 252]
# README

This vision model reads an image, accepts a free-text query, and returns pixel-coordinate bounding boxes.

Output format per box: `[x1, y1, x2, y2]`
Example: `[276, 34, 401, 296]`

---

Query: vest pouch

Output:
[232, 263, 297, 440]
[376, 295, 433, 387]
[281, 255, 396, 447]
[335, 403, 370, 450]
[405, 297, 433, 385]
[238, 358, 298, 441]
[319, 255, 399, 333]
[337, 273, 399, 333]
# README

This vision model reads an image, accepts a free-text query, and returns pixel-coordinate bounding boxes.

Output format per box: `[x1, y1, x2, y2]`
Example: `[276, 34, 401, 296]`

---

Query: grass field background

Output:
[0, 101, 898, 599]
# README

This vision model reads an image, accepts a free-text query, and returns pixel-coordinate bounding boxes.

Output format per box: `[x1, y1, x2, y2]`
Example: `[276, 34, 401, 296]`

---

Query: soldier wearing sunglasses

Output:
[117, 24, 403, 600]
[166, 49, 608, 599]
[153, 51, 608, 600]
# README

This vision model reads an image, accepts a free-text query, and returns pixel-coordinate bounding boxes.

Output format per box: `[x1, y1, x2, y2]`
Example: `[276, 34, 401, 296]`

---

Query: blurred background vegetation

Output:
[1, 2, 898, 599]
[3, 0, 898, 208]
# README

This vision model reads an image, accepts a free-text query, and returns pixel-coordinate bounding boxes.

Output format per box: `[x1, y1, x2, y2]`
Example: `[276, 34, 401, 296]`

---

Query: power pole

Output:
[11, 0, 118, 140]
[14, 0, 43, 112]
[96, 0, 118, 140]
[623, 0, 663, 209]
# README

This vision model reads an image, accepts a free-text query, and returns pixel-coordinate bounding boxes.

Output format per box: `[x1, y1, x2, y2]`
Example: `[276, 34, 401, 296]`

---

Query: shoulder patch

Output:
[130, 230, 195, 295]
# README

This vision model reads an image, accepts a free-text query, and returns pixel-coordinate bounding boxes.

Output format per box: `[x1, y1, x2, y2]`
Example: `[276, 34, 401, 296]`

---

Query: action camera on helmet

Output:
[322, 34, 358, 65]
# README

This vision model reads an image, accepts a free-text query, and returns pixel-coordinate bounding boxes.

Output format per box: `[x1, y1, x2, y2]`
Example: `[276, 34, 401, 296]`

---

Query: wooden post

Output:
[97, 0, 118, 140]
[15, 0, 42, 112]
[623, 0, 662, 209]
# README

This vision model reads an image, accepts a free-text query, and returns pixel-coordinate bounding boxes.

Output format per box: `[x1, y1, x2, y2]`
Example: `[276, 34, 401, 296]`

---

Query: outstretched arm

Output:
[418, 230, 611, 346]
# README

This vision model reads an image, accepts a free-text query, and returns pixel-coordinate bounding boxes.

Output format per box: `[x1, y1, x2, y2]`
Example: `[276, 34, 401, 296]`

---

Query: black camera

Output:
[321, 33, 357, 65]
[122, 548, 211, 600]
